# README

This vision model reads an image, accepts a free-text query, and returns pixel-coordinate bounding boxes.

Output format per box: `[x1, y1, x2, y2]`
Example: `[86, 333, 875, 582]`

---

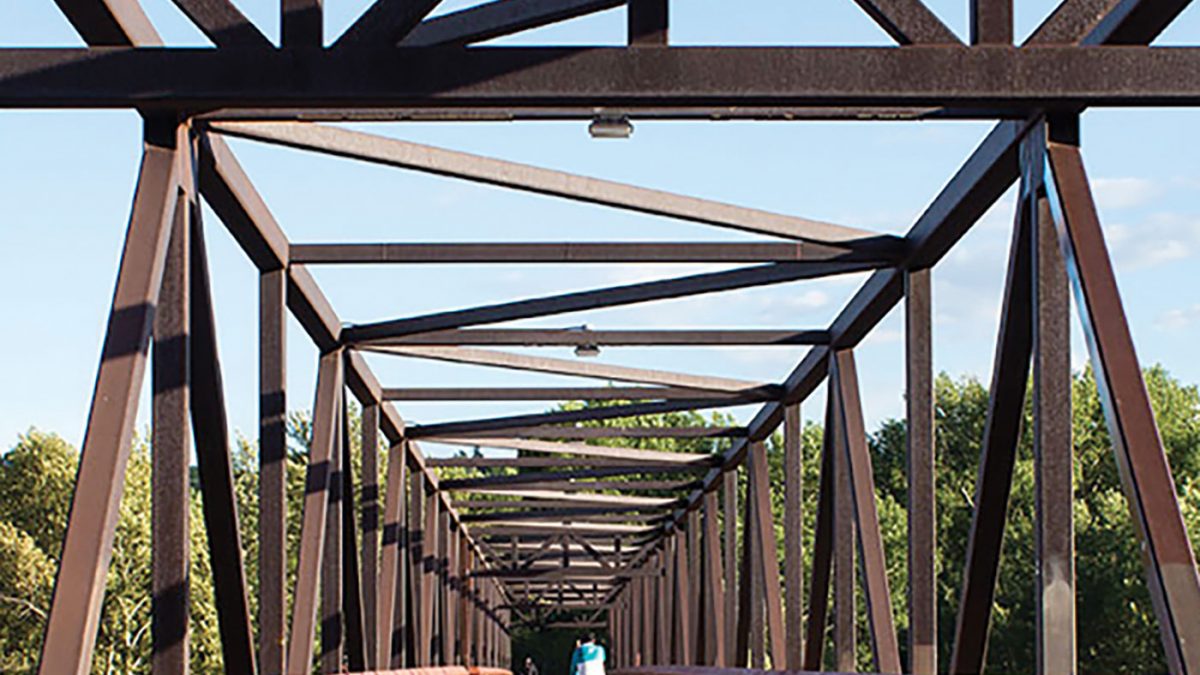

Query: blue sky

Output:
[2, 1, 1199, 457]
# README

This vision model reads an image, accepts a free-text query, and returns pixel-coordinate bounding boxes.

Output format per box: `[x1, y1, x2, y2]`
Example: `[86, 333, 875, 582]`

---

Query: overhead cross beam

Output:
[345, 260, 872, 341]
[6, 47, 1200, 115]
[383, 387, 778, 402]
[426, 436, 714, 464]
[357, 328, 829, 347]
[288, 242, 881, 265]
[366, 345, 779, 394]
[407, 397, 760, 438]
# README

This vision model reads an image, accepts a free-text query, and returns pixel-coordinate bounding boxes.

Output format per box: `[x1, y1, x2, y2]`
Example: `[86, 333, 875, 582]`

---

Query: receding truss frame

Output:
[11, 0, 1200, 674]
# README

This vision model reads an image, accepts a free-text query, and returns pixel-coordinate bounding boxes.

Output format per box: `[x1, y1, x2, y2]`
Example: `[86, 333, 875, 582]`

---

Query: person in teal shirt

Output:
[569, 633, 606, 675]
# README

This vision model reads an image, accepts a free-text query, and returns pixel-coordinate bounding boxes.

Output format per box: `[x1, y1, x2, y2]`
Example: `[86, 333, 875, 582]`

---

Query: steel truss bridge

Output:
[6, 0, 1200, 673]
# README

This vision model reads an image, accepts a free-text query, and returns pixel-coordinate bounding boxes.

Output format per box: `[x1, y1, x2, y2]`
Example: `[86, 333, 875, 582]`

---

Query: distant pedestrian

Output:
[524, 655, 539, 675]
[569, 633, 606, 675]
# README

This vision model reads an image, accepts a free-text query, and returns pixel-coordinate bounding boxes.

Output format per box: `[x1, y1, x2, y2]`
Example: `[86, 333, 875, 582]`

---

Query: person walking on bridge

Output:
[569, 633, 606, 675]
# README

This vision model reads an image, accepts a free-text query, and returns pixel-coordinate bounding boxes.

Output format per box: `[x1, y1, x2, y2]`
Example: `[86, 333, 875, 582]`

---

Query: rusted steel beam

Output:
[369, 346, 777, 395]
[949, 191, 1034, 675]
[428, 456, 714, 470]
[851, 0, 961, 44]
[833, 350, 901, 673]
[1046, 122, 1200, 675]
[429, 436, 713, 464]
[722, 471, 737, 667]
[210, 122, 880, 244]
[259, 266, 288, 674]
[832, 366, 855, 672]
[673, 534, 692, 664]
[281, 0, 321, 47]
[420, 489, 439, 666]
[191, 206, 257, 675]
[361, 402, 381, 669]
[409, 398, 762, 438]
[628, 0, 667, 44]
[347, 259, 872, 341]
[384, 386, 775, 402]
[321, 399, 346, 673]
[290, 242, 872, 265]
[409, 471, 426, 664]
[342, 399, 369, 672]
[782, 404, 803, 670]
[749, 443, 786, 668]
[362, 328, 830, 347]
[687, 510, 702, 660]
[1027, 121, 1076, 675]
[970, 0, 1013, 44]
[905, 268, 936, 675]
[699, 491, 726, 665]
[333, 0, 441, 47]
[377, 443, 408, 668]
[289, 350, 343, 674]
[170, 0, 270, 47]
[734, 455, 757, 668]
[51, 0, 161, 45]
[440, 466, 706, 490]
[403, 0, 624, 47]
[461, 508, 667, 524]
[152, 185, 191, 675]
[459, 490, 677, 508]
[39, 123, 179, 675]
[7, 47, 1200, 113]
[443, 425, 747, 440]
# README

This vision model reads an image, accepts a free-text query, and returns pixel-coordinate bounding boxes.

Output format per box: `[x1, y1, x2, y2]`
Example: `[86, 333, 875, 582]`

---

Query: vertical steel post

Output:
[662, 550, 672, 662]
[833, 366, 856, 672]
[1026, 121, 1076, 675]
[281, 0, 322, 47]
[783, 404, 804, 670]
[701, 490, 727, 665]
[906, 267, 936, 675]
[320, 396, 345, 673]
[627, 0, 667, 44]
[152, 180, 191, 675]
[673, 531, 692, 664]
[361, 401, 380, 668]
[421, 489, 440, 665]
[722, 470, 738, 666]
[378, 442, 408, 667]
[259, 265, 288, 675]
[687, 508, 701, 660]
[970, 0, 1012, 44]
[409, 468, 425, 665]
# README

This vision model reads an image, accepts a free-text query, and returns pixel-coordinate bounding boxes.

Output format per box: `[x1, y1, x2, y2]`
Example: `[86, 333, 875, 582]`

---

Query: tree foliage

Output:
[3, 366, 1200, 673]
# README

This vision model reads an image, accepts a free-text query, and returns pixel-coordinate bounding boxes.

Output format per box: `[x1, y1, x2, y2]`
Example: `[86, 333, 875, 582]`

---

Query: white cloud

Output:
[1091, 177, 1162, 210]
[1103, 213, 1200, 270]
[1157, 304, 1200, 331]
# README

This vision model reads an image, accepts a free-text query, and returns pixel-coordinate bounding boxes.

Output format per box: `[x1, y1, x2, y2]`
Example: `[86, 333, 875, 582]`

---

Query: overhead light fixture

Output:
[588, 116, 633, 139]
[574, 343, 601, 358]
